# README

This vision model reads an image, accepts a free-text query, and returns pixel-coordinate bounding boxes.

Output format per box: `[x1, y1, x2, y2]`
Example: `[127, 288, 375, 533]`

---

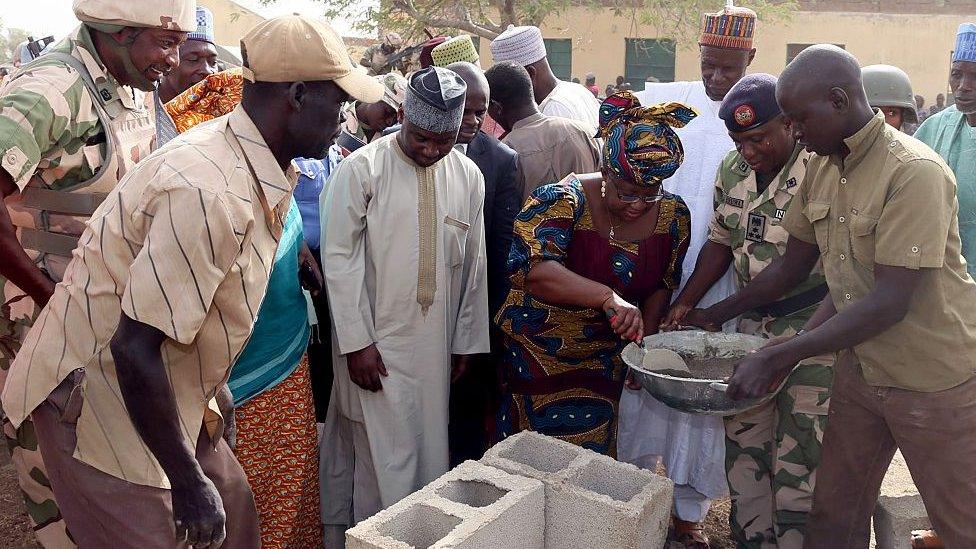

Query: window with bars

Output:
[624, 38, 676, 91]
[543, 38, 573, 81]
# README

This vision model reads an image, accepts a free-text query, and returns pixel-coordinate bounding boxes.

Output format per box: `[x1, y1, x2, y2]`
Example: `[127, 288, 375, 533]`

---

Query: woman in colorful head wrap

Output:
[494, 91, 695, 457]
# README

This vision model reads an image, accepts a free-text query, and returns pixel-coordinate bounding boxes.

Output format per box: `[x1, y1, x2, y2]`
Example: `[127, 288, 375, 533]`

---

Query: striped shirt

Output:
[1, 106, 295, 488]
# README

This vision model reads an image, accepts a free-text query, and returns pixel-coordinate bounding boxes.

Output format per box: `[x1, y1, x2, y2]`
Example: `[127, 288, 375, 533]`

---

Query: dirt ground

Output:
[0, 454, 40, 549]
[0, 455, 734, 549]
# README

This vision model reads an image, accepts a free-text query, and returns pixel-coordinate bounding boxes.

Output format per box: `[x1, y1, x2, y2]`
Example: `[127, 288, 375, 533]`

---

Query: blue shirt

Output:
[293, 146, 341, 249]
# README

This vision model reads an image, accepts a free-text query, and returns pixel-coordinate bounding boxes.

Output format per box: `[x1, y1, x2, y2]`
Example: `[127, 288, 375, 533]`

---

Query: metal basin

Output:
[622, 330, 786, 416]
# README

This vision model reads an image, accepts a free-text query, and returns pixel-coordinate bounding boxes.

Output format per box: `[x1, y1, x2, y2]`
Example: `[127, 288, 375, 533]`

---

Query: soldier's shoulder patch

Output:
[774, 209, 787, 220]
[733, 159, 751, 176]
[725, 196, 745, 208]
[786, 177, 798, 189]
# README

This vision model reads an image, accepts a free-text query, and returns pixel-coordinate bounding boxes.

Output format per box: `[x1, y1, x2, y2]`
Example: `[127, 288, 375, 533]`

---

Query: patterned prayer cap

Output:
[490, 25, 547, 66]
[700, 0, 757, 51]
[188, 6, 215, 44]
[378, 73, 407, 109]
[404, 66, 467, 134]
[596, 91, 697, 186]
[719, 73, 781, 132]
[954, 23, 976, 63]
[432, 35, 480, 67]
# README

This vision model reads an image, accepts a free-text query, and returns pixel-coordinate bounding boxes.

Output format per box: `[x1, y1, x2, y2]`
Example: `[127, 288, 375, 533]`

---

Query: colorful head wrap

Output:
[596, 91, 697, 186]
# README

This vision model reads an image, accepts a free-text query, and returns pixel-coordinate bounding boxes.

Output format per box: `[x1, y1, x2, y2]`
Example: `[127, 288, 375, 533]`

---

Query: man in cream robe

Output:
[320, 66, 490, 546]
[618, 2, 758, 531]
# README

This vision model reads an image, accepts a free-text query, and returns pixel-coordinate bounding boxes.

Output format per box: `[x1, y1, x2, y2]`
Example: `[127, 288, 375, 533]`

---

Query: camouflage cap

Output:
[73, 0, 197, 32]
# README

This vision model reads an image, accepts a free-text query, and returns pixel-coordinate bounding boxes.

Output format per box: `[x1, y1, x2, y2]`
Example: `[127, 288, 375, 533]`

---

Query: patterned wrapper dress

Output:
[495, 176, 690, 456]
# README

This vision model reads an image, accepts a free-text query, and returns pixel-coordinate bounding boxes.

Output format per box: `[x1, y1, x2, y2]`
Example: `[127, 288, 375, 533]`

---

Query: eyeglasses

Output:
[616, 191, 664, 204]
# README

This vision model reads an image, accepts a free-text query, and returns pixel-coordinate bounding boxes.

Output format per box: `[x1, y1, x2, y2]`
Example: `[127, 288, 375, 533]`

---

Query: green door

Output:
[624, 38, 676, 91]
[544, 38, 573, 81]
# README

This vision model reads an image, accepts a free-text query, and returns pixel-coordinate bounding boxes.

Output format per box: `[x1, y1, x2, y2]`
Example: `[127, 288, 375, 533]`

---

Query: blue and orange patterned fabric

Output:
[495, 176, 691, 456]
[596, 91, 697, 188]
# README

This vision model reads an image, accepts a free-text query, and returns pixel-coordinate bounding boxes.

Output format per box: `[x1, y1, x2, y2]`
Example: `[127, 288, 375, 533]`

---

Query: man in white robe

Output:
[320, 66, 491, 547]
[490, 25, 600, 134]
[618, 1, 758, 539]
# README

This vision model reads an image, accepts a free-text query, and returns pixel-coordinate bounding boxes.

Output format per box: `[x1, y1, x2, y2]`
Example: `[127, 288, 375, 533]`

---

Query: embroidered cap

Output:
[700, 0, 757, 51]
[403, 66, 467, 134]
[188, 6, 215, 44]
[240, 15, 383, 104]
[490, 25, 547, 67]
[432, 35, 480, 67]
[954, 23, 976, 63]
[719, 73, 781, 133]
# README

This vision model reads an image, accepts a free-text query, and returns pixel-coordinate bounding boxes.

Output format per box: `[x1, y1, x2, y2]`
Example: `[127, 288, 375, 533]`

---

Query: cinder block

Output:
[873, 451, 930, 549]
[482, 431, 673, 549]
[346, 460, 544, 549]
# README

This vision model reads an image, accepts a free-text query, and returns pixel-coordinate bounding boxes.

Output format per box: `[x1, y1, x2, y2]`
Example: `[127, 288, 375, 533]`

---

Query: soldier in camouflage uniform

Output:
[662, 74, 833, 549]
[0, 2, 195, 546]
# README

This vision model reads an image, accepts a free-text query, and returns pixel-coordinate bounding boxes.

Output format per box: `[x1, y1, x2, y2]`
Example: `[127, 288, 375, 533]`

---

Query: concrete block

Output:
[482, 431, 673, 549]
[346, 460, 544, 549]
[873, 451, 930, 549]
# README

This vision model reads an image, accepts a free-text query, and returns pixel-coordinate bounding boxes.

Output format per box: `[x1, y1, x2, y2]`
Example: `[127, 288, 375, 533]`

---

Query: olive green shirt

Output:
[783, 112, 976, 392]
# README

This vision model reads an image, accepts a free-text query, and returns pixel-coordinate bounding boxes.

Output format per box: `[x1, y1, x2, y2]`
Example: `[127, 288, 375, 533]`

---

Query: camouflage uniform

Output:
[360, 44, 395, 75]
[0, 25, 156, 548]
[708, 146, 834, 549]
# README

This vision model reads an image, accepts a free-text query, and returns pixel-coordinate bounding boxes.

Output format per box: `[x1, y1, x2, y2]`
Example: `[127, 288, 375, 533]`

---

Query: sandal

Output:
[911, 530, 944, 549]
[674, 518, 710, 549]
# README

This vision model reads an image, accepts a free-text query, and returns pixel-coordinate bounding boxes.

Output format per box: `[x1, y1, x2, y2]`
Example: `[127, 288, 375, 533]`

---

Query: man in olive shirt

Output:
[723, 45, 976, 548]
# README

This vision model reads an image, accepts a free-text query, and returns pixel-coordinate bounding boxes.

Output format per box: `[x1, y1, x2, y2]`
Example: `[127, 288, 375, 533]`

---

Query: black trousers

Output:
[307, 247, 333, 422]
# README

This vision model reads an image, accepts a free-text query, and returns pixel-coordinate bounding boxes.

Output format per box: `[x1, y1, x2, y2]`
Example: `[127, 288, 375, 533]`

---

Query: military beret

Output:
[719, 73, 781, 133]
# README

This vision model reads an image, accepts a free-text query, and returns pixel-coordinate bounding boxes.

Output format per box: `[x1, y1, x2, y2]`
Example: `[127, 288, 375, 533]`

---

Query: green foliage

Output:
[265, 0, 796, 47]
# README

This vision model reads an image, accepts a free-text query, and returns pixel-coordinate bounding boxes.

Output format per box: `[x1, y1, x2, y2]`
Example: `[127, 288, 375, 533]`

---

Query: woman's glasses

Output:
[616, 191, 664, 204]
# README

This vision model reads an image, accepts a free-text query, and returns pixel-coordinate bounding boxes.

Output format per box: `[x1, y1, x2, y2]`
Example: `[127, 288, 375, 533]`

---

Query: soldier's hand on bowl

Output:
[726, 349, 794, 400]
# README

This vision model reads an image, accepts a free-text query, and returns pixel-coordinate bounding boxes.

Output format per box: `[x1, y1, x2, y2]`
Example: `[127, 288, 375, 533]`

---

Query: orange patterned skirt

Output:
[235, 358, 323, 548]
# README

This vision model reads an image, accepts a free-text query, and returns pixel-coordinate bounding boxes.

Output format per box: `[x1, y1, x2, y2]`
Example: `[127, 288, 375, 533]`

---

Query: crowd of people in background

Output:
[1, 1, 976, 549]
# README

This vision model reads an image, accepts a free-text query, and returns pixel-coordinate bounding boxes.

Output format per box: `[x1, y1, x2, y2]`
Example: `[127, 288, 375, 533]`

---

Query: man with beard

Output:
[320, 66, 490, 548]
[0, 2, 195, 546]
[620, 3, 757, 545]
[916, 23, 976, 279]
[444, 61, 519, 464]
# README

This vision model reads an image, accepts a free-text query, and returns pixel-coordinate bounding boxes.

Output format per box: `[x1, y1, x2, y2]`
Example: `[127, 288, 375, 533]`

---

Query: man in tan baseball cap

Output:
[0, 14, 382, 549]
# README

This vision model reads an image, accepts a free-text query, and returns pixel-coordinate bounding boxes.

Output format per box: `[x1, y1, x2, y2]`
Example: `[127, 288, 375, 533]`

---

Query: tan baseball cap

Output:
[240, 15, 383, 104]
[73, 0, 197, 32]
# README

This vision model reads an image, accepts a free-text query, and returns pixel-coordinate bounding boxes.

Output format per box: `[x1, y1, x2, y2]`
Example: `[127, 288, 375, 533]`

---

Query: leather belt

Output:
[750, 283, 829, 319]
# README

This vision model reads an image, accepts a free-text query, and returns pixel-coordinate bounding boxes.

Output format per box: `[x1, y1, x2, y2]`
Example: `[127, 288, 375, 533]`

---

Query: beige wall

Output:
[199, 0, 266, 46]
[479, 7, 969, 103]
